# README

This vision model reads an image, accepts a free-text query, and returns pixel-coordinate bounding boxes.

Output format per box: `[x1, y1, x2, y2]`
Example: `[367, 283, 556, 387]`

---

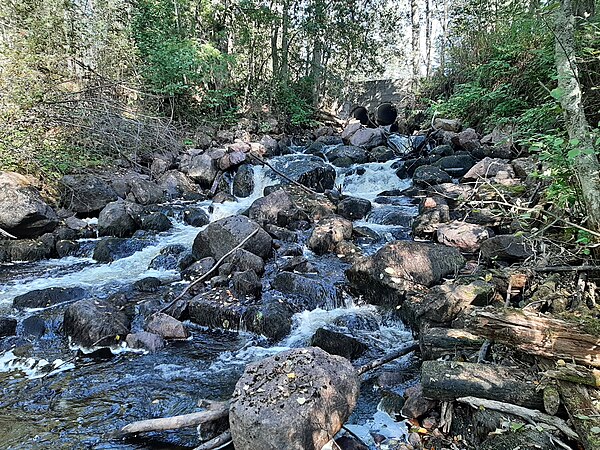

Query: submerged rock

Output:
[63, 299, 130, 347]
[92, 237, 153, 263]
[125, 331, 165, 353]
[13, 287, 86, 309]
[145, 312, 188, 339]
[229, 347, 360, 450]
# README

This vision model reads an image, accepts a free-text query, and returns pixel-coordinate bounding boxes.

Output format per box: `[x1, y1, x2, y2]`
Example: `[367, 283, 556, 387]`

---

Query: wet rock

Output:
[93, 237, 153, 263]
[480, 235, 533, 262]
[0, 239, 54, 263]
[21, 315, 46, 338]
[349, 127, 386, 149]
[231, 270, 262, 298]
[271, 272, 340, 309]
[337, 197, 372, 220]
[412, 197, 450, 238]
[308, 215, 353, 255]
[401, 384, 436, 419]
[325, 145, 369, 166]
[317, 135, 344, 146]
[0, 171, 58, 238]
[192, 215, 272, 260]
[260, 135, 279, 157]
[480, 429, 556, 450]
[157, 170, 198, 199]
[184, 152, 219, 188]
[366, 206, 413, 227]
[437, 221, 491, 253]
[229, 347, 360, 450]
[128, 178, 165, 205]
[134, 277, 162, 293]
[0, 317, 17, 337]
[278, 255, 314, 273]
[264, 224, 298, 243]
[433, 118, 462, 132]
[212, 191, 236, 203]
[222, 248, 265, 275]
[149, 244, 188, 271]
[335, 436, 369, 450]
[271, 156, 336, 192]
[430, 144, 454, 157]
[125, 331, 165, 353]
[248, 189, 304, 227]
[63, 299, 130, 347]
[59, 174, 119, 215]
[13, 287, 86, 309]
[145, 312, 188, 339]
[346, 241, 466, 307]
[462, 157, 515, 181]
[369, 146, 396, 162]
[310, 327, 367, 360]
[182, 256, 215, 281]
[98, 201, 140, 237]
[233, 164, 255, 198]
[395, 157, 430, 179]
[353, 226, 381, 242]
[333, 311, 380, 333]
[140, 212, 172, 232]
[413, 165, 452, 187]
[182, 208, 209, 228]
[433, 154, 476, 177]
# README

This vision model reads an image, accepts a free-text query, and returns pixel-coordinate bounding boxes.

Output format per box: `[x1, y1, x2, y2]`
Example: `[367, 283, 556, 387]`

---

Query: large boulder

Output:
[0, 239, 54, 263]
[349, 127, 386, 149]
[229, 347, 360, 450]
[233, 164, 255, 198]
[157, 170, 198, 199]
[310, 327, 367, 360]
[98, 201, 140, 237]
[182, 151, 220, 188]
[271, 156, 335, 193]
[451, 128, 480, 152]
[145, 312, 188, 339]
[307, 216, 353, 255]
[346, 241, 466, 307]
[59, 174, 119, 215]
[92, 237, 153, 263]
[13, 287, 86, 309]
[192, 215, 272, 260]
[462, 157, 515, 181]
[437, 221, 491, 253]
[128, 178, 165, 205]
[337, 197, 372, 220]
[183, 207, 210, 227]
[413, 165, 452, 187]
[271, 272, 340, 310]
[325, 145, 369, 167]
[0, 172, 58, 238]
[432, 154, 477, 178]
[248, 189, 304, 227]
[63, 298, 130, 347]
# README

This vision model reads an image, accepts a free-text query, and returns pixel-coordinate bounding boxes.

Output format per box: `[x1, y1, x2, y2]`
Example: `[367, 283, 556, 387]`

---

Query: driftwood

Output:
[193, 430, 232, 450]
[357, 340, 419, 375]
[159, 229, 260, 313]
[419, 327, 484, 360]
[456, 396, 578, 440]
[558, 381, 600, 450]
[247, 153, 319, 196]
[467, 308, 600, 368]
[120, 401, 229, 435]
[421, 360, 544, 410]
[544, 363, 600, 387]
[0, 227, 17, 239]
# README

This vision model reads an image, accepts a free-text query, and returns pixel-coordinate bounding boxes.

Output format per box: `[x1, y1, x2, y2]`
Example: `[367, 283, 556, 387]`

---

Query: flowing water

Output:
[0, 144, 419, 449]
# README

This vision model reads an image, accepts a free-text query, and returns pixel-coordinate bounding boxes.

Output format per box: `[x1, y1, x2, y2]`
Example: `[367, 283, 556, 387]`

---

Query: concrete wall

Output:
[337, 78, 414, 119]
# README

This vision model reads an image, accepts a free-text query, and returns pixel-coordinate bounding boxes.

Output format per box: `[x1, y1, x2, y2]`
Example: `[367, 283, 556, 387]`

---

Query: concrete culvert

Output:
[352, 106, 370, 125]
[376, 102, 398, 126]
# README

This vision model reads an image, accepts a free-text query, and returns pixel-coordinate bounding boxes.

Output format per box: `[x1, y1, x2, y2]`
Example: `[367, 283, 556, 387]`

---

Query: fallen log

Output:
[557, 381, 600, 450]
[120, 401, 229, 435]
[467, 308, 600, 368]
[421, 360, 544, 410]
[419, 327, 484, 360]
[544, 363, 600, 387]
[357, 340, 419, 375]
[456, 396, 578, 440]
[193, 430, 232, 450]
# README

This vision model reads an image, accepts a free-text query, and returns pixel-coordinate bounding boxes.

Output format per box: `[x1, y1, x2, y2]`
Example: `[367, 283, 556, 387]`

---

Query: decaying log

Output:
[120, 401, 229, 435]
[421, 360, 544, 410]
[357, 340, 419, 375]
[419, 327, 484, 360]
[557, 381, 600, 450]
[193, 430, 232, 450]
[544, 363, 600, 387]
[456, 396, 578, 440]
[468, 308, 600, 368]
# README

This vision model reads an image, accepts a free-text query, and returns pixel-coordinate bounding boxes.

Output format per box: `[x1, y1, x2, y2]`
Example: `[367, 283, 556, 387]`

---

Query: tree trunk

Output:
[439, 0, 448, 75]
[555, 0, 600, 234]
[410, 0, 421, 83]
[425, 0, 432, 77]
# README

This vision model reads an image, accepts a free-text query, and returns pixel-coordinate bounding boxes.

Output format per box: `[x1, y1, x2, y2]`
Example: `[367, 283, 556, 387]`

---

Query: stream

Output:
[0, 143, 421, 449]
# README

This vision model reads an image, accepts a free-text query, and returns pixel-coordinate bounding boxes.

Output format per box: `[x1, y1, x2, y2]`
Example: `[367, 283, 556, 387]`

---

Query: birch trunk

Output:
[555, 0, 600, 234]
[410, 0, 421, 84]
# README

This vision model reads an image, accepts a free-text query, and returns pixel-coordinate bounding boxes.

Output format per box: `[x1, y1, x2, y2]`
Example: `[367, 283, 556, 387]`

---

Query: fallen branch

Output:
[456, 396, 578, 440]
[159, 229, 260, 313]
[193, 430, 232, 450]
[247, 153, 319, 196]
[357, 340, 418, 375]
[120, 401, 229, 435]
[0, 227, 17, 239]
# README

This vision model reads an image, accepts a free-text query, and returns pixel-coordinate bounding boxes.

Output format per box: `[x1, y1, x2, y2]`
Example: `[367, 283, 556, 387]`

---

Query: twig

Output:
[193, 430, 232, 450]
[456, 396, 578, 440]
[0, 227, 17, 239]
[159, 229, 260, 313]
[357, 341, 418, 375]
[247, 153, 319, 196]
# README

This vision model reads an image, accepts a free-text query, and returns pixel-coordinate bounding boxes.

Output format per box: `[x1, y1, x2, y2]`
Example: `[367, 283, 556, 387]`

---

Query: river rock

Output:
[451, 128, 480, 152]
[157, 170, 198, 199]
[437, 221, 491, 253]
[271, 156, 335, 192]
[307, 215, 352, 255]
[433, 118, 462, 132]
[248, 189, 304, 227]
[395, 157, 431, 179]
[271, 272, 339, 309]
[462, 157, 515, 181]
[222, 248, 265, 275]
[0, 172, 58, 238]
[413, 165, 452, 187]
[229, 347, 360, 450]
[183, 207, 210, 227]
[182, 256, 215, 280]
[13, 286, 86, 309]
[369, 146, 396, 162]
[145, 312, 188, 339]
[337, 197, 372, 220]
[278, 255, 314, 273]
[192, 215, 272, 260]
[128, 178, 165, 205]
[349, 127, 386, 149]
[184, 152, 219, 187]
[59, 174, 119, 215]
[412, 197, 450, 238]
[433, 154, 476, 177]
[57, 239, 82, 257]
[0, 318, 17, 337]
[401, 384, 436, 419]
[125, 331, 165, 353]
[98, 201, 140, 237]
[133, 277, 162, 293]
[346, 241, 466, 306]
[325, 145, 369, 167]
[231, 270, 262, 298]
[139, 212, 172, 232]
[233, 164, 255, 198]
[480, 234, 533, 261]
[92, 237, 153, 263]
[366, 206, 413, 227]
[63, 299, 130, 347]
[149, 244, 189, 271]
[0, 239, 54, 263]
[310, 327, 367, 360]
